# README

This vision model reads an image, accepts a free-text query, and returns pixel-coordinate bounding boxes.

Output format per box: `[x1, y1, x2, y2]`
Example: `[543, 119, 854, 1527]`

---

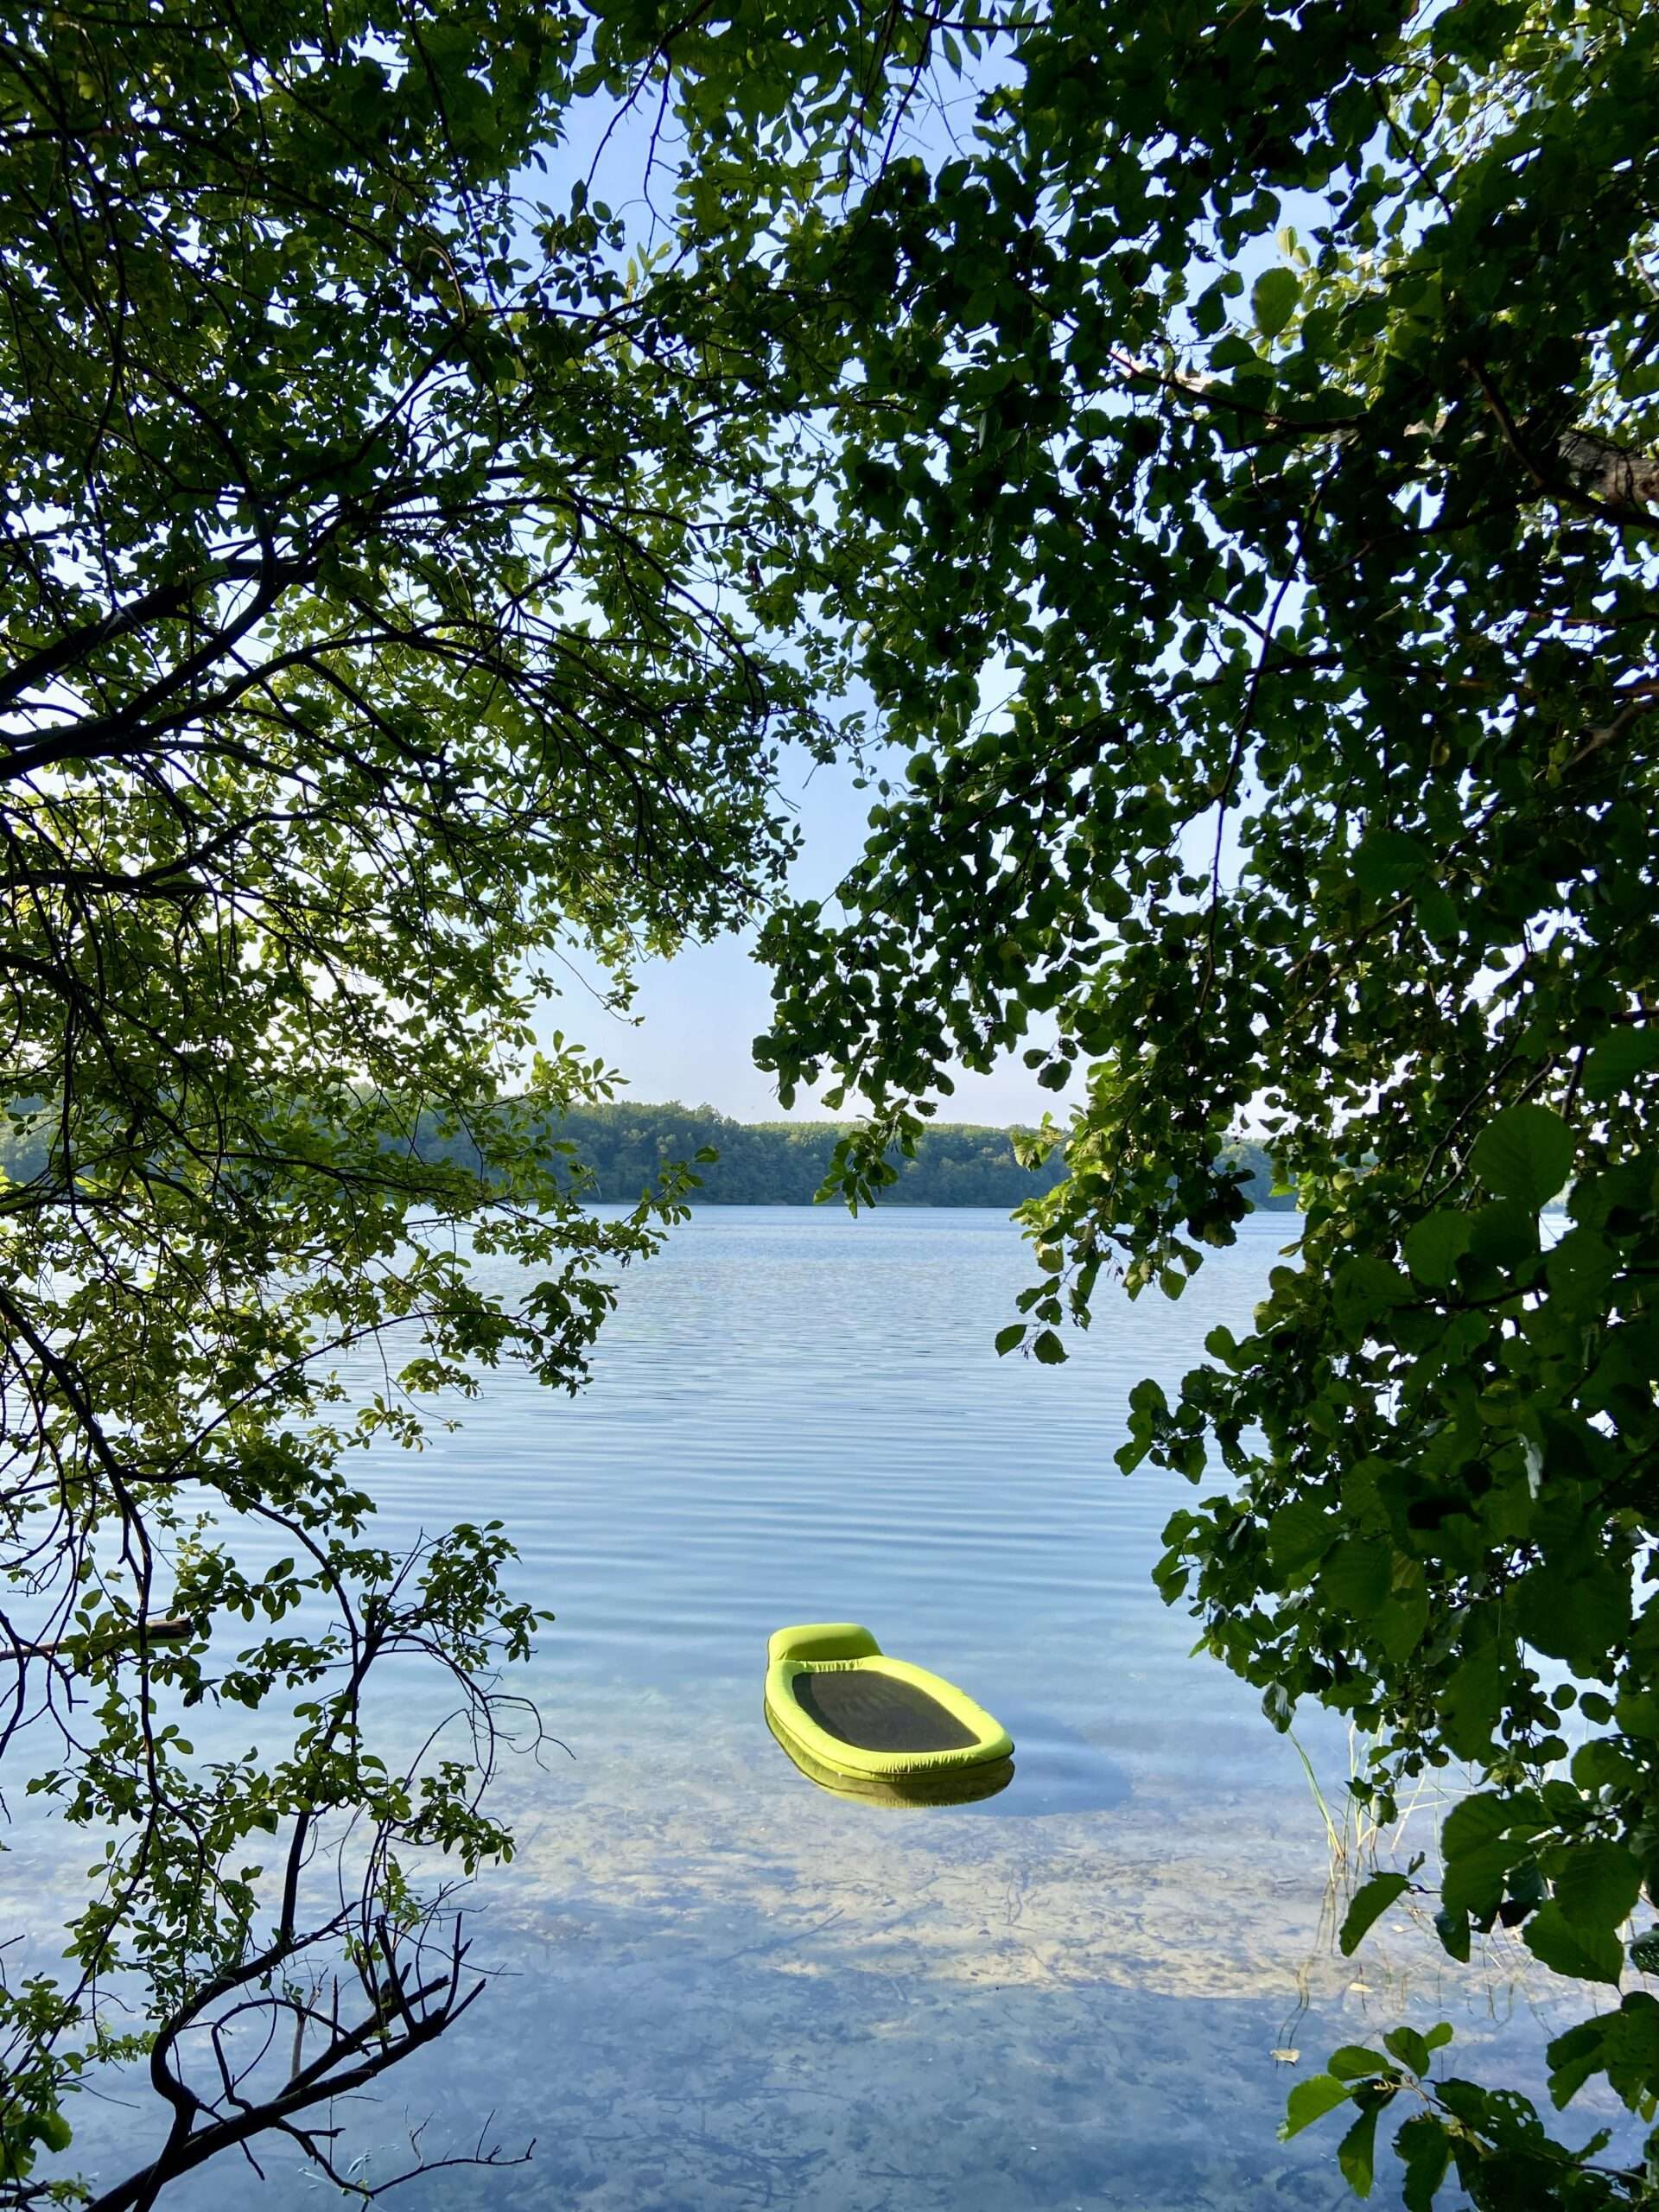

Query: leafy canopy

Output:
[0, 0, 928, 2197]
[753, 0, 1659, 2202]
[6, 0, 1658, 2201]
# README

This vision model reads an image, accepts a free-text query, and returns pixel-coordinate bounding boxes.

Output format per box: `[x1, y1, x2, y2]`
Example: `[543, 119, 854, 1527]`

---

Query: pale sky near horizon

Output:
[545, 740, 1065, 1128]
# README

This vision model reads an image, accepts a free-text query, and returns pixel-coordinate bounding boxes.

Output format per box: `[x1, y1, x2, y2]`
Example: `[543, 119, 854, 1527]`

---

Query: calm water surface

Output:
[26, 1209, 1600, 2208]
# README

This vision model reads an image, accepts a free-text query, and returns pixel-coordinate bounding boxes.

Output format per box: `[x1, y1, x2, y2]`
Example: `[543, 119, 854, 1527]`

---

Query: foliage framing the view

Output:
[0, 0, 935, 2196]
[7, 0, 1658, 2202]
[749, 0, 1659, 2203]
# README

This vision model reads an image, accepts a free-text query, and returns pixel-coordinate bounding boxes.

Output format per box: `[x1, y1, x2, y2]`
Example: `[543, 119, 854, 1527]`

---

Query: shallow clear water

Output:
[17, 1208, 1606, 2207]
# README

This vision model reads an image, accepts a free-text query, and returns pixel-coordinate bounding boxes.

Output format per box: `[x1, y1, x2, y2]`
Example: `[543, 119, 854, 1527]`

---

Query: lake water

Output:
[16, 1207, 1610, 2208]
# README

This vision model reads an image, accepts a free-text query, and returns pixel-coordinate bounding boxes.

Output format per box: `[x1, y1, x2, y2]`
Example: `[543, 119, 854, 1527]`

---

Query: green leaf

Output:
[1514, 1560, 1631, 1674]
[1546, 2018, 1608, 2107]
[1395, 2113, 1452, 2211]
[1440, 1638, 1505, 1762]
[1414, 884, 1461, 944]
[1441, 1792, 1521, 1860]
[1522, 1901, 1625, 1985]
[1339, 1872, 1411, 1956]
[1031, 1328, 1067, 1365]
[1402, 1211, 1471, 1288]
[1466, 1197, 1541, 1268]
[1328, 2044, 1392, 2080]
[1434, 1905, 1471, 1963]
[1468, 1104, 1574, 1211]
[1251, 265, 1301, 339]
[1548, 1841, 1643, 1933]
[1384, 2024, 1431, 2075]
[1323, 1539, 1392, 1618]
[1331, 1255, 1413, 1339]
[1279, 2073, 1353, 2139]
[1337, 2101, 1382, 2198]
[1268, 1497, 1337, 1571]
[1581, 1030, 1659, 1102]
[1440, 1841, 1517, 1921]
[1617, 1691, 1659, 1739]
[1572, 1738, 1636, 1791]
[994, 1323, 1026, 1356]
[35, 2108, 72, 2153]
[1351, 828, 1429, 896]
[1376, 1573, 1429, 1662]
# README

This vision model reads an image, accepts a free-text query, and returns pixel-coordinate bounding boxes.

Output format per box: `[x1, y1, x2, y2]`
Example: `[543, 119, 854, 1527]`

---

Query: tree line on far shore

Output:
[0, 1097, 1292, 1212]
[410, 1101, 1295, 1211]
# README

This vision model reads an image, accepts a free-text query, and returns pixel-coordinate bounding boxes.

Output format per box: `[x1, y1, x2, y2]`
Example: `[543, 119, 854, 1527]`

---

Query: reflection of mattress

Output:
[763, 1622, 1014, 1792]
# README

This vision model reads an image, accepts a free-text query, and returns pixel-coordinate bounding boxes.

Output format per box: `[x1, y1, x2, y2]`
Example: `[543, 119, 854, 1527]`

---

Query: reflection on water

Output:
[967, 1703, 1131, 1819]
[18, 1208, 1622, 2206]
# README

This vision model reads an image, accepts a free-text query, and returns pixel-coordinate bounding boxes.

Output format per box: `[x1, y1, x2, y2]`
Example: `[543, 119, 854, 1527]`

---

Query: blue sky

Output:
[550, 743, 1063, 1126]
[511, 36, 1303, 1127]
[525, 60, 1061, 1129]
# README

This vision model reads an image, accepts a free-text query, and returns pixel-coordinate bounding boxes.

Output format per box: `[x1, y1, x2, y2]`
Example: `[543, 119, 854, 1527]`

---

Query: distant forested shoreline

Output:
[0, 1098, 1295, 1212]
[423, 1101, 1296, 1211]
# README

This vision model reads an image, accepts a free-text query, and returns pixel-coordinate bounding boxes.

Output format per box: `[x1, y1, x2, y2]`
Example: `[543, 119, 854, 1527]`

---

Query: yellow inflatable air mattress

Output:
[764, 1623, 1014, 1802]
